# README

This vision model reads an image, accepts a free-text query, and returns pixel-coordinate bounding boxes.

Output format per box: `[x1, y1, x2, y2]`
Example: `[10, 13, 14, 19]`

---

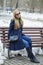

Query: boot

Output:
[26, 47, 40, 63]
[29, 43, 32, 52]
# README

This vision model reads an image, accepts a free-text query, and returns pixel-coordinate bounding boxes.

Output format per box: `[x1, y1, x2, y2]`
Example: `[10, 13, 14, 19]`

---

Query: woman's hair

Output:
[13, 9, 23, 29]
[13, 9, 20, 17]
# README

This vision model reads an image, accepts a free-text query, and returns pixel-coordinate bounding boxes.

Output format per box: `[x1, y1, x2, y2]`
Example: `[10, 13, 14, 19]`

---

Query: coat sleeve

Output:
[8, 19, 14, 39]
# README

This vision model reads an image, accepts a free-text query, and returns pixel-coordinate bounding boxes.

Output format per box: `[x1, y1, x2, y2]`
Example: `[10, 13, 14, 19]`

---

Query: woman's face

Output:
[15, 11, 21, 19]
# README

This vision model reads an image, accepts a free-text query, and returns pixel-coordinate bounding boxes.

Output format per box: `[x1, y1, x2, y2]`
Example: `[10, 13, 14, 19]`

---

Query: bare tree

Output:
[39, 0, 43, 13]
[10, 0, 12, 11]
[15, 0, 19, 9]
[0, 0, 3, 7]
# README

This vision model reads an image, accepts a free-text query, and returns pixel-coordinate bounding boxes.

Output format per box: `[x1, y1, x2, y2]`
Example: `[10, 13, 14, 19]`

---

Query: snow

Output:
[23, 19, 43, 27]
[0, 11, 43, 27]
[0, 39, 5, 64]
[21, 11, 43, 21]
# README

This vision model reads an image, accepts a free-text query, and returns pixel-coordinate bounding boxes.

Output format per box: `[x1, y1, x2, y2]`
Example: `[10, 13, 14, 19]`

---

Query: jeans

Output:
[22, 34, 32, 49]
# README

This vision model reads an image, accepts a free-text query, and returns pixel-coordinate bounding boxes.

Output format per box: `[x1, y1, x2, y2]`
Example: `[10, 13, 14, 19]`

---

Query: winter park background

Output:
[0, 0, 43, 64]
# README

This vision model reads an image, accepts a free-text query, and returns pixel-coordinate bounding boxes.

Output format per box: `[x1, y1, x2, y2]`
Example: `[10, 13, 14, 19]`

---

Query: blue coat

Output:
[8, 19, 24, 50]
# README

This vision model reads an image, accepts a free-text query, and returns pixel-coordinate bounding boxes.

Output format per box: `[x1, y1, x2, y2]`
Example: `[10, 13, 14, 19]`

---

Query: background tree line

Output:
[0, 0, 43, 13]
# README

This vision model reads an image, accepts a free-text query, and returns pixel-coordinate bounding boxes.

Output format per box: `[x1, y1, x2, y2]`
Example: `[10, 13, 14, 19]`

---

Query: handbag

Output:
[9, 35, 18, 42]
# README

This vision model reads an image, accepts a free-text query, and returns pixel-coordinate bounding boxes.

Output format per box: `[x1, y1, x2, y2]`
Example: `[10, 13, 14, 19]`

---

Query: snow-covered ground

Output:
[0, 11, 43, 63]
[0, 11, 43, 27]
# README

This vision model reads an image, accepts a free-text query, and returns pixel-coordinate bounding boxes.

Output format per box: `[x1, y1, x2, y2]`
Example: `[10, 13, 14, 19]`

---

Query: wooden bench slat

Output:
[2, 41, 43, 44]
[1, 34, 43, 36]
[1, 32, 41, 34]
[5, 44, 43, 48]
[1, 37, 43, 40]
[23, 32, 43, 34]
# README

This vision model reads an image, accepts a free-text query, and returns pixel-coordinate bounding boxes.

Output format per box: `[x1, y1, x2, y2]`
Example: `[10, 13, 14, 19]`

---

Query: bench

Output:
[0, 27, 43, 48]
[0, 27, 43, 58]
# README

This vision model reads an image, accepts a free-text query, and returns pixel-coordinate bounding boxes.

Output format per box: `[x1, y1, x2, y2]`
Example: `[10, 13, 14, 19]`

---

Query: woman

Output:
[8, 9, 39, 63]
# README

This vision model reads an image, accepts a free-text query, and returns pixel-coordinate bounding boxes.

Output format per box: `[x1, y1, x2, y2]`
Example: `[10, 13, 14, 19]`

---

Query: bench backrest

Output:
[0, 27, 43, 48]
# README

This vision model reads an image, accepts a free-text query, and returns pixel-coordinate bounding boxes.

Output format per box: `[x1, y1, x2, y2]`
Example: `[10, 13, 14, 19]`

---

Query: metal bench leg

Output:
[3, 43, 5, 56]
[8, 48, 11, 59]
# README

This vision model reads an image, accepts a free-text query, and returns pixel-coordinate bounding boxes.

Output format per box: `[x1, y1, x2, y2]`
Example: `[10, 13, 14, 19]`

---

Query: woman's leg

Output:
[22, 39, 29, 48]
[26, 47, 40, 63]
[22, 39, 40, 63]
[22, 34, 32, 51]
